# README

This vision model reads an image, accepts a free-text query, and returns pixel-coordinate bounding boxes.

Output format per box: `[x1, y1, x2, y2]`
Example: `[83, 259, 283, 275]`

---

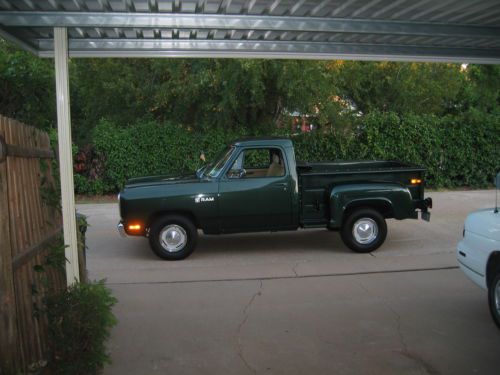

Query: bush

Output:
[86, 119, 245, 192]
[74, 112, 499, 194]
[46, 280, 117, 375]
[359, 111, 499, 187]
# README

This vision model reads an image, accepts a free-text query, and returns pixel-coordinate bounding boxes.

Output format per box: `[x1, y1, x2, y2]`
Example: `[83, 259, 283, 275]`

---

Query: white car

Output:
[457, 176, 500, 329]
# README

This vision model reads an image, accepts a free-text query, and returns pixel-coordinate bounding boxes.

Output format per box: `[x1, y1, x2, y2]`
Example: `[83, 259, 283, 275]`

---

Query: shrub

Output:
[88, 119, 245, 192]
[360, 111, 499, 187]
[46, 280, 117, 375]
[74, 112, 499, 194]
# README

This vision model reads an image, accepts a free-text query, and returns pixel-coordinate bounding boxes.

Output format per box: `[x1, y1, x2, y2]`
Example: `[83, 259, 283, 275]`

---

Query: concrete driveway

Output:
[78, 190, 500, 375]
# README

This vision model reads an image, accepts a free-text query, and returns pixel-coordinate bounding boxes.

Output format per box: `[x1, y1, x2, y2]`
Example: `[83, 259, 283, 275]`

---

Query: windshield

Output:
[204, 146, 234, 178]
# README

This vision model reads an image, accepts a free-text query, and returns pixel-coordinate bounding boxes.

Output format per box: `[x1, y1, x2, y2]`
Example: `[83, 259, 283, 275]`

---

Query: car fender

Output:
[328, 183, 414, 229]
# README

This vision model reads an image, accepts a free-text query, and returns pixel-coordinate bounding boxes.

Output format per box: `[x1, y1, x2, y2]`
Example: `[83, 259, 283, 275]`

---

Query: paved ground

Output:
[78, 190, 500, 375]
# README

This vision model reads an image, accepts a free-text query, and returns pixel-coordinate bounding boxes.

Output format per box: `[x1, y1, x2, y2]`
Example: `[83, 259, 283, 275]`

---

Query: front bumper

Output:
[117, 222, 127, 237]
[117, 221, 147, 237]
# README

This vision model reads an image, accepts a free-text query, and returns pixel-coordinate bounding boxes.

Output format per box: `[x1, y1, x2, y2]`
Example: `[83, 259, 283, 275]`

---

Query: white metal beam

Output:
[0, 11, 498, 39]
[39, 50, 499, 64]
[53, 27, 79, 286]
[36, 38, 500, 64]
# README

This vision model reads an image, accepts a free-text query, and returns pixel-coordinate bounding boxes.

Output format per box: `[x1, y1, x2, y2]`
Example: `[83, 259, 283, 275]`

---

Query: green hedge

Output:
[358, 111, 499, 187]
[75, 111, 499, 194]
[81, 119, 245, 193]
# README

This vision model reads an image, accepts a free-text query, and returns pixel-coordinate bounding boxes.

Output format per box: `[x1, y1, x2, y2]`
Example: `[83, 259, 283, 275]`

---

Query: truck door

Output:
[218, 147, 293, 232]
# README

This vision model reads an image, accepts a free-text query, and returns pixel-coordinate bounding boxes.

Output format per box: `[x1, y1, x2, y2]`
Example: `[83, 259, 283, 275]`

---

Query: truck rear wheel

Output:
[341, 208, 387, 253]
[149, 215, 198, 260]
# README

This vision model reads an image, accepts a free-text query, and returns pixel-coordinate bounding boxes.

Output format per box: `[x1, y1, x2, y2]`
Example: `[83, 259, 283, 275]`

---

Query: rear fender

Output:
[328, 183, 414, 229]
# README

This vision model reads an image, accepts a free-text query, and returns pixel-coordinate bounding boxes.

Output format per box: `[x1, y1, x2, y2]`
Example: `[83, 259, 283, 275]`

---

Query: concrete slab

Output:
[103, 270, 500, 375]
[77, 190, 500, 374]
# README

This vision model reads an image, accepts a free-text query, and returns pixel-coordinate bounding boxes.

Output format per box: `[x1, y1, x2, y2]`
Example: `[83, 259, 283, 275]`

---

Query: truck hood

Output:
[465, 208, 500, 241]
[125, 173, 199, 188]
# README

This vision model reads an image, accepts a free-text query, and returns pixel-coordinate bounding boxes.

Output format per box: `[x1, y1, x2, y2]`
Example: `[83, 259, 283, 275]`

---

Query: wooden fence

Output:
[0, 116, 65, 374]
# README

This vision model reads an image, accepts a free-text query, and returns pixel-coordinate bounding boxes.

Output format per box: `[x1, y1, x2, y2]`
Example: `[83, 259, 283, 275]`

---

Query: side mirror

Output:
[228, 169, 246, 179]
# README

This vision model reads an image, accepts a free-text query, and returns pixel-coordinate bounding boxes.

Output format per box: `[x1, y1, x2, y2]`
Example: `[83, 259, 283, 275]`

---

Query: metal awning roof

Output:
[1, 0, 499, 62]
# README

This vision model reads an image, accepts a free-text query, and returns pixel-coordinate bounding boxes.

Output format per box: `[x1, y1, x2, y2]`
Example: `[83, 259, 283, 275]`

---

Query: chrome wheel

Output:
[159, 224, 187, 253]
[352, 218, 378, 245]
[495, 279, 500, 315]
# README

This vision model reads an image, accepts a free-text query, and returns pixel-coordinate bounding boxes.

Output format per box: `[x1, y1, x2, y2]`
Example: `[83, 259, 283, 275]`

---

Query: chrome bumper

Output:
[117, 222, 127, 237]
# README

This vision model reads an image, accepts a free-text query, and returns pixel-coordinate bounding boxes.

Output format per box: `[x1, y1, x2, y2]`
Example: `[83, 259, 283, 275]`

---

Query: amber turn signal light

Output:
[128, 224, 142, 231]
[410, 178, 422, 185]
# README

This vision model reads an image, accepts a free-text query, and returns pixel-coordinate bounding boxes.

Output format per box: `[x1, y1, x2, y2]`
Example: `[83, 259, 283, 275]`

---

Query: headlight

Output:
[117, 193, 121, 201]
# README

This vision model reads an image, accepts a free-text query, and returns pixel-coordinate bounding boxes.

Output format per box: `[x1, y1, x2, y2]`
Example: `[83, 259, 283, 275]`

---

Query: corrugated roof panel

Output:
[0, 0, 498, 63]
[158, 1, 173, 12]
[133, 0, 151, 12]
[202, 1, 220, 14]
[332, 0, 365, 18]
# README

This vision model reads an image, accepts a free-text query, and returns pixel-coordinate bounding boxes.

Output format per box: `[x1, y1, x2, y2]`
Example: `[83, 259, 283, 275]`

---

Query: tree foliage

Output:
[0, 39, 55, 129]
[328, 61, 468, 115]
[2, 38, 498, 136]
[0, 37, 499, 193]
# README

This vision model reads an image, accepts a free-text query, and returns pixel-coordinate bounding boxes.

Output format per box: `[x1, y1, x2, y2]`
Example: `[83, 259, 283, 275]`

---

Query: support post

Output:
[54, 27, 79, 285]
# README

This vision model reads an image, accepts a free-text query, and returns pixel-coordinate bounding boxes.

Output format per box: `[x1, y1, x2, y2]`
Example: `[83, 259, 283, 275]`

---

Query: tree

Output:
[0, 39, 55, 130]
[1, 36, 498, 145]
[327, 61, 467, 116]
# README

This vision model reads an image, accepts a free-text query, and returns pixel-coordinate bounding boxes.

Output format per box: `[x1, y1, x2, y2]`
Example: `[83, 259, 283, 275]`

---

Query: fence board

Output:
[0, 117, 21, 373]
[0, 115, 67, 374]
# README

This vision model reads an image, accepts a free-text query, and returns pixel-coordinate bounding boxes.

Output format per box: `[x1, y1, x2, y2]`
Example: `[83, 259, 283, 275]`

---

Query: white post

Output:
[54, 27, 80, 285]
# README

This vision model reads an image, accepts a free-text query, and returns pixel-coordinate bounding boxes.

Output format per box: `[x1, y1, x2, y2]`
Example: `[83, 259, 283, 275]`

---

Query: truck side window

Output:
[228, 148, 285, 178]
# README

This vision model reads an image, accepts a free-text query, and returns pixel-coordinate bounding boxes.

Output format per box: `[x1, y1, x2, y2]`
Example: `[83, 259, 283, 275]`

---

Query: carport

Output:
[0, 0, 499, 285]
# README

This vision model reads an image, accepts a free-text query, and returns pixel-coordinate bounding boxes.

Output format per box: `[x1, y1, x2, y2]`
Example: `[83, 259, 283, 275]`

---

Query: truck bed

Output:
[297, 160, 426, 227]
[297, 160, 423, 174]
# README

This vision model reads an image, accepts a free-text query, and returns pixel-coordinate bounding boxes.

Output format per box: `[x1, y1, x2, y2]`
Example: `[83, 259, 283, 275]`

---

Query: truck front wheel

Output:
[149, 215, 198, 260]
[341, 208, 387, 253]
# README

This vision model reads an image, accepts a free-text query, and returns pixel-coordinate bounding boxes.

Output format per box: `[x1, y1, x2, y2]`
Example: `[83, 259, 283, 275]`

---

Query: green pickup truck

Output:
[118, 137, 432, 260]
